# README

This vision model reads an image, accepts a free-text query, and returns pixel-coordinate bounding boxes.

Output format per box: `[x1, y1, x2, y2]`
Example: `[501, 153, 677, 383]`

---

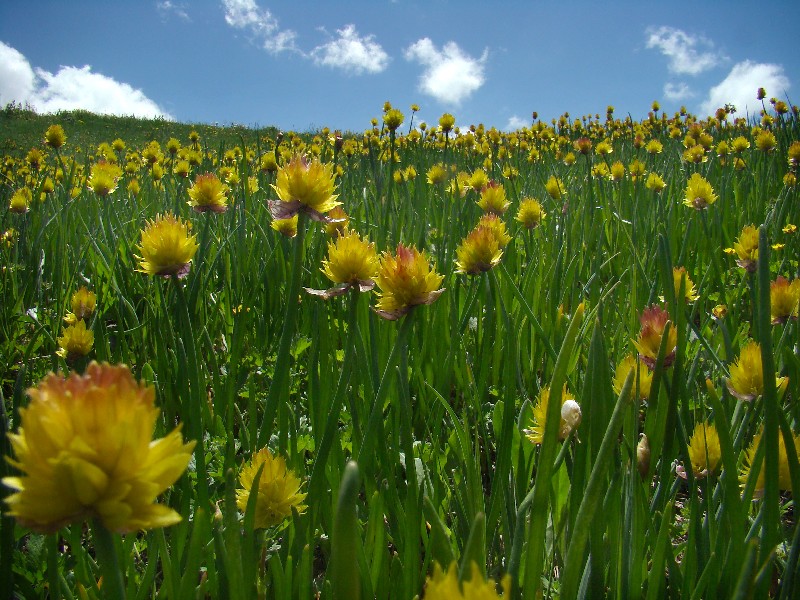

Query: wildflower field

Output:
[1, 94, 799, 599]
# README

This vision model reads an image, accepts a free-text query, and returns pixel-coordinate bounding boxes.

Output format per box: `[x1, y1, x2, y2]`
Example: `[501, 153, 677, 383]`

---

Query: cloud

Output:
[505, 115, 529, 131]
[157, 1, 191, 22]
[404, 38, 487, 105]
[221, 0, 297, 54]
[311, 25, 389, 74]
[700, 60, 790, 117]
[0, 41, 171, 118]
[646, 26, 724, 75]
[664, 82, 694, 101]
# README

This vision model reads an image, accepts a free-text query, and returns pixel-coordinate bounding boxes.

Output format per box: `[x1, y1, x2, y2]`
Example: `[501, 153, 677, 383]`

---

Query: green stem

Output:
[257, 212, 308, 448]
[91, 518, 126, 600]
[47, 533, 61, 600]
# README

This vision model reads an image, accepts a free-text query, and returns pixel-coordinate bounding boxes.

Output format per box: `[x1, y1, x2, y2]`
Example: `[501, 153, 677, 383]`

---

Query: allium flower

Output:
[633, 305, 677, 369]
[305, 230, 379, 299]
[726, 340, 787, 401]
[423, 562, 510, 599]
[374, 244, 445, 320]
[64, 286, 97, 325]
[682, 173, 717, 210]
[87, 161, 122, 197]
[269, 155, 340, 222]
[455, 226, 503, 275]
[726, 224, 759, 272]
[188, 173, 229, 213]
[135, 214, 199, 278]
[672, 267, 699, 302]
[613, 355, 652, 400]
[236, 447, 306, 529]
[10, 188, 32, 214]
[544, 175, 566, 201]
[477, 181, 510, 214]
[56, 320, 94, 360]
[686, 423, 722, 478]
[2, 362, 195, 533]
[516, 198, 546, 229]
[739, 428, 799, 495]
[44, 124, 66, 149]
[525, 385, 581, 445]
[771, 276, 800, 324]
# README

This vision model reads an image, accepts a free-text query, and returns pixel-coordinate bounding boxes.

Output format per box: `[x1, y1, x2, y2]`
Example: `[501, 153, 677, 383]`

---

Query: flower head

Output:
[374, 244, 445, 320]
[438, 113, 456, 133]
[426, 163, 449, 185]
[477, 181, 510, 214]
[672, 267, 699, 303]
[544, 175, 565, 201]
[726, 340, 787, 401]
[455, 225, 503, 275]
[423, 562, 510, 600]
[477, 213, 512, 248]
[269, 155, 340, 222]
[87, 161, 122, 197]
[236, 447, 306, 529]
[466, 169, 489, 193]
[525, 385, 581, 445]
[728, 224, 759, 272]
[2, 362, 195, 533]
[44, 124, 66, 149]
[613, 355, 653, 400]
[771, 276, 800, 324]
[10, 187, 32, 214]
[633, 305, 677, 369]
[56, 320, 94, 360]
[739, 428, 799, 495]
[271, 215, 298, 238]
[516, 197, 546, 229]
[383, 109, 405, 132]
[645, 172, 666, 193]
[64, 286, 97, 325]
[683, 173, 717, 210]
[306, 230, 379, 299]
[135, 214, 199, 278]
[188, 173, 229, 213]
[686, 423, 722, 478]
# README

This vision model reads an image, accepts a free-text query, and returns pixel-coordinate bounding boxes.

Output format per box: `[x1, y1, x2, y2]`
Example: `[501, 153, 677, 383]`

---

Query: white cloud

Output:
[221, 0, 297, 54]
[664, 82, 694, 101]
[700, 60, 790, 117]
[505, 115, 528, 131]
[404, 38, 487, 105]
[0, 41, 171, 118]
[157, 1, 191, 21]
[646, 26, 723, 75]
[311, 25, 389, 74]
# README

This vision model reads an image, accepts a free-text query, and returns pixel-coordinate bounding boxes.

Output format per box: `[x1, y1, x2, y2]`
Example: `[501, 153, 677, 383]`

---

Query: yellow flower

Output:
[270, 155, 340, 221]
[188, 173, 229, 213]
[423, 562, 510, 600]
[477, 181, 510, 214]
[682, 173, 717, 210]
[672, 267, 699, 302]
[516, 197, 546, 229]
[466, 168, 489, 193]
[135, 214, 199, 278]
[613, 355, 652, 400]
[595, 140, 613, 156]
[544, 175, 565, 201]
[324, 206, 349, 237]
[2, 362, 195, 533]
[633, 305, 677, 369]
[476, 213, 511, 248]
[726, 340, 787, 401]
[645, 172, 666, 193]
[755, 130, 777, 152]
[64, 286, 97, 325]
[525, 385, 581, 445]
[438, 113, 456, 133]
[687, 423, 722, 478]
[712, 304, 728, 320]
[455, 225, 503, 275]
[44, 124, 66, 149]
[374, 244, 445, 320]
[87, 161, 122, 197]
[56, 320, 94, 359]
[306, 230, 379, 299]
[731, 224, 759, 272]
[770, 276, 800, 324]
[383, 109, 405, 131]
[609, 161, 626, 182]
[236, 447, 306, 529]
[426, 163, 449, 185]
[731, 136, 750, 154]
[573, 137, 592, 155]
[739, 428, 799, 495]
[645, 139, 663, 155]
[10, 187, 32, 214]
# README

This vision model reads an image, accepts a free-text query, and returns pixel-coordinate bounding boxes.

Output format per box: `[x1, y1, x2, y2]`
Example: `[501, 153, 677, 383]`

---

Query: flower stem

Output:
[258, 212, 308, 449]
[91, 518, 126, 600]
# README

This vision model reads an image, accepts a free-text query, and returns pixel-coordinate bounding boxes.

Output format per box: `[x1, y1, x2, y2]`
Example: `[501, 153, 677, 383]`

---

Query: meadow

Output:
[0, 95, 799, 599]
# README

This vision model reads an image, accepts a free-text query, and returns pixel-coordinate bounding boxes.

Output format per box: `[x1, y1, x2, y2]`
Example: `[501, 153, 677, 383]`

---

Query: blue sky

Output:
[1, 1, 798, 133]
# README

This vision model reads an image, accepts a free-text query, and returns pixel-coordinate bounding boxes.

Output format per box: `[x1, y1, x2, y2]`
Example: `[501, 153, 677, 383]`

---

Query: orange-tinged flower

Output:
[87, 161, 122, 197]
[682, 173, 717, 210]
[188, 173, 229, 213]
[455, 225, 503, 275]
[633, 305, 677, 369]
[135, 214, 199, 278]
[477, 181, 510, 214]
[770, 276, 800, 324]
[306, 230, 379, 299]
[374, 244, 445, 320]
[613, 355, 652, 400]
[726, 340, 787, 401]
[424, 562, 510, 599]
[525, 384, 581, 445]
[686, 423, 722, 478]
[516, 197, 546, 229]
[236, 447, 306, 529]
[2, 362, 195, 533]
[739, 427, 799, 495]
[269, 154, 340, 222]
